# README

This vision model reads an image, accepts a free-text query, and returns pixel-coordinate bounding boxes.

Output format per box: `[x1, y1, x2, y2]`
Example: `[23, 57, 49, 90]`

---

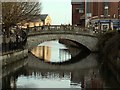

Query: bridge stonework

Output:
[27, 34, 98, 52]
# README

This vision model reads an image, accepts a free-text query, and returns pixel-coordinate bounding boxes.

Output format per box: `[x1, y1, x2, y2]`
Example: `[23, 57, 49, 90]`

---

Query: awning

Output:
[98, 20, 111, 23]
[113, 26, 120, 28]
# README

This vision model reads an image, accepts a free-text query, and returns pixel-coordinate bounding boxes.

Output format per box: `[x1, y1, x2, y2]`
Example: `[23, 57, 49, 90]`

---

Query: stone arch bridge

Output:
[27, 25, 98, 52]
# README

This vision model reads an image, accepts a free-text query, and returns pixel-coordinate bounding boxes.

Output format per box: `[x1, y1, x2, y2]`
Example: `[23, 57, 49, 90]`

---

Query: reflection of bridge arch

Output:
[27, 33, 98, 52]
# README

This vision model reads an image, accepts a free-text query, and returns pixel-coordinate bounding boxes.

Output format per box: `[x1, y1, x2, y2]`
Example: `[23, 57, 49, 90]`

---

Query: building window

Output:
[86, 2, 90, 13]
[104, 6, 108, 9]
[76, 8, 84, 13]
[79, 9, 84, 13]
[104, 1, 109, 7]
[104, 9, 108, 17]
[113, 14, 116, 18]
[104, 2, 109, 17]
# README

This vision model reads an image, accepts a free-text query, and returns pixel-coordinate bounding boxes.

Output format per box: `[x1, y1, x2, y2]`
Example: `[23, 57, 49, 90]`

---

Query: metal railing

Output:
[1, 39, 27, 55]
[1, 29, 27, 55]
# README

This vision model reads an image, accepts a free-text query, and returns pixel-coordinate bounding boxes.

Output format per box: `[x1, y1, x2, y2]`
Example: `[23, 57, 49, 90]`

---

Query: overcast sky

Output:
[41, 0, 72, 25]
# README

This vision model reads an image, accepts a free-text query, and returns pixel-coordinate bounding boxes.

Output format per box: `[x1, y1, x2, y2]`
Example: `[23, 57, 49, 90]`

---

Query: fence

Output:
[1, 29, 27, 55]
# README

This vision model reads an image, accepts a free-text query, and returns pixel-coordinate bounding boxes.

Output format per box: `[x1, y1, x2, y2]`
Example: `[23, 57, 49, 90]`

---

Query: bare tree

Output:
[2, 2, 41, 36]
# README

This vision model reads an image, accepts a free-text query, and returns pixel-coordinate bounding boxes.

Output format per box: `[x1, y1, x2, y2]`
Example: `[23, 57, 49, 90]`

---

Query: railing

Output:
[1, 29, 27, 55]
[28, 25, 86, 31]
[27, 25, 97, 36]
[1, 40, 27, 55]
[2, 41, 25, 55]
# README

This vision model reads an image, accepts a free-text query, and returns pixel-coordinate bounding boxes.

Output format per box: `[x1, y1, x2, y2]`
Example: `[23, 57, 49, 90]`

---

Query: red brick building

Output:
[88, 2, 120, 19]
[71, 0, 120, 30]
[71, 0, 85, 27]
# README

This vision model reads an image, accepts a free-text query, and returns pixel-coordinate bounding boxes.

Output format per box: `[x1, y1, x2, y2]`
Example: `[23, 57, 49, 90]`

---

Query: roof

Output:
[28, 14, 49, 22]
[71, 0, 82, 3]
[71, 0, 84, 4]
[40, 14, 48, 21]
[28, 14, 41, 22]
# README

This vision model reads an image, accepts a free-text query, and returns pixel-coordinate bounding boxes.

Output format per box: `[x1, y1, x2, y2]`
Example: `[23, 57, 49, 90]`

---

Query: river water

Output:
[2, 40, 120, 89]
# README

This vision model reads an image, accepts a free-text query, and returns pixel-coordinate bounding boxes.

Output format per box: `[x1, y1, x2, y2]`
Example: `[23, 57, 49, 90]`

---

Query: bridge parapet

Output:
[27, 25, 96, 37]
[28, 25, 84, 31]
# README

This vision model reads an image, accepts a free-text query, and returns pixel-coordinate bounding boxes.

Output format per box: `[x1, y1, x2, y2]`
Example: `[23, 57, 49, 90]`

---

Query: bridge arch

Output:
[59, 38, 91, 50]
[27, 34, 98, 52]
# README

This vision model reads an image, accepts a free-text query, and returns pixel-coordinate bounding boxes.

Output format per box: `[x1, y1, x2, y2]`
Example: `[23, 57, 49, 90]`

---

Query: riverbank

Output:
[97, 31, 120, 85]
[0, 49, 28, 89]
[1, 49, 28, 66]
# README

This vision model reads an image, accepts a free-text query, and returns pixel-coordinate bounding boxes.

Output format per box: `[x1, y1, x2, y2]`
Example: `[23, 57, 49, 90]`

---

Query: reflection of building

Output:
[20, 14, 52, 28]
[70, 70, 104, 88]
[43, 46, 51, 62]
[31, 46, 51, 62]
[59, 49, 71, 62]
[70, 71, 84, 87]
[71, 0, 120, 30]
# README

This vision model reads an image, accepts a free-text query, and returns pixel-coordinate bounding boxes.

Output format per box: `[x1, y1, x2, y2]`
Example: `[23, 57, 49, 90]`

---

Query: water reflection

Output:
[31, 46, 51, 62]
[2, 40, 120, 89]
[16, 71, 73, 88]
[2, 54, 120, 89]
[31, 40, 81, 63]
[2, 64, 105, 89]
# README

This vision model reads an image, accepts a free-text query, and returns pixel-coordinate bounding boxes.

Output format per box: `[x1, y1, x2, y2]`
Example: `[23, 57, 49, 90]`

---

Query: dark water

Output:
[2, 40, 120, 89]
